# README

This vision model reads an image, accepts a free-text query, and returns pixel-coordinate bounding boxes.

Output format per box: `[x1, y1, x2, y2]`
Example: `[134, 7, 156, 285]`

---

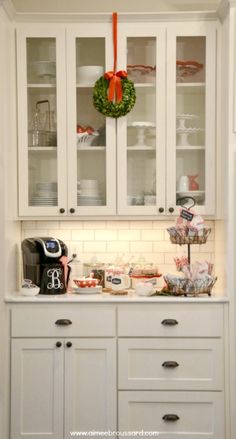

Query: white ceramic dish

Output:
[31, 61, 56, 78]
[21, 286, 40, 296]
[73, 286, 102, 294]
[77, 65, 104, 84]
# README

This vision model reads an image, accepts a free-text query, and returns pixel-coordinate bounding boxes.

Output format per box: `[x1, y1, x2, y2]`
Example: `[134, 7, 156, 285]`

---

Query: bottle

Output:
[69, 254, 84, 291]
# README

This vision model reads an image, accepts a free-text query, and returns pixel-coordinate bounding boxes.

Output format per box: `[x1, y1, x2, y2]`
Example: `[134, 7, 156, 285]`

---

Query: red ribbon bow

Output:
[104, 70, 127, 102]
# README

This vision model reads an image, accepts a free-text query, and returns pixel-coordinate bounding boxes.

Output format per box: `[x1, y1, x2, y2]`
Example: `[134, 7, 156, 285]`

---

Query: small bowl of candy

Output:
[21, 279, 40, 296]
[73, 277, 99, 288]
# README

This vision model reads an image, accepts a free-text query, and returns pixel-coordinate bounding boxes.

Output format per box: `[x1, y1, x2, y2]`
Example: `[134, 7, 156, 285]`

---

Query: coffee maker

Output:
[22, 237, 68, 294]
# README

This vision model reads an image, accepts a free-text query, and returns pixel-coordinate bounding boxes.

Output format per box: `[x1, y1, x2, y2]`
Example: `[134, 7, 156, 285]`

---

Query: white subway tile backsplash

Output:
[71, 230, 94, 241]
[21, 220, 215, 273]
[95, 230, 117, 241]
[37, 221, 60, 230]
[107, 241, 130, 253]
[48, 230, 72, 241]
[83, 221, 107, 229]
[153, 241, 177, 253]
[130, 221, 153, 229]
[141, 229, 164, 241]
[118, 230, 140, 241]
[130, 241, 153, 253]
[107, 221, 130, 229]
[83, 241, 107, 253]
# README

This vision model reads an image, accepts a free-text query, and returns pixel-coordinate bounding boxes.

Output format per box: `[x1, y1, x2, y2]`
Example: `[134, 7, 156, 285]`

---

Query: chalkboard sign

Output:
[180, 208, 194, 221]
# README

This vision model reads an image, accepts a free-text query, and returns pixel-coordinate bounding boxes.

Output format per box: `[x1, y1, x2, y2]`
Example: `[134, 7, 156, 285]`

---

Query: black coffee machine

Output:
[22, 237, 68, 294]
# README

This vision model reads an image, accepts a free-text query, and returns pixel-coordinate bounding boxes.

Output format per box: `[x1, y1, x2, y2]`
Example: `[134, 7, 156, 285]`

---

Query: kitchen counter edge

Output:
[4, 292, 229, 303]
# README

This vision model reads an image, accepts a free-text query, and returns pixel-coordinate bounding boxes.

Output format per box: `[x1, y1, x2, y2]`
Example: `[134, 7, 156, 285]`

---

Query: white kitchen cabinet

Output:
[117, 302, 225, 438]
[17, 24, 116, 217]
[10, 307, 116, 439]
[16, 19, 217, 218]
[117, 22, 216, 215]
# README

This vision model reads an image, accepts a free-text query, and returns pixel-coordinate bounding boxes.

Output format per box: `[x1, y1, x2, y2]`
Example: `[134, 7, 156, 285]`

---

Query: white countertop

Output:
[5, 291, 229, 303]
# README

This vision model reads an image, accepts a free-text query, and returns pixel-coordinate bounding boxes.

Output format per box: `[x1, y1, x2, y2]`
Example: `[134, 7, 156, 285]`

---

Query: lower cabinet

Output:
[11, 337, 116, 439]
[10, 302, 227, 439]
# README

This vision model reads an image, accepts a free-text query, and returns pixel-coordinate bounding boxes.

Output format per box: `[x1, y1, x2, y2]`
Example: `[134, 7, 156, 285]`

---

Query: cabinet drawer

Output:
[118, 338, 223, 391]
[11, 306, 116, 337]
[118, 304, 223, 337]
[119, 391, 224, 439]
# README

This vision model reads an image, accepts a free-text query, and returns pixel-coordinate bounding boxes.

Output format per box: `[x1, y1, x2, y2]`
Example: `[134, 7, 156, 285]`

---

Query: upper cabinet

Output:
[16, 20, 217, 218]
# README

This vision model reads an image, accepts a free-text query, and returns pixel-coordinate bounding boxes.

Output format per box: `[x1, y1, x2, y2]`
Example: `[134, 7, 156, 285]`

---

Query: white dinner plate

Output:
[73, 286, 102, 294]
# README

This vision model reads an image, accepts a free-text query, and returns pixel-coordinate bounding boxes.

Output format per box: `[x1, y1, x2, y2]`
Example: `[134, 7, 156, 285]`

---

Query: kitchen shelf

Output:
[77, 146, 106, 151]
[127, 146, 155, 151]
[176, 145, 205, 150]
[134, 83, 155, 88]
[28, 146, 57, 151]
[27, 84, 56, 88]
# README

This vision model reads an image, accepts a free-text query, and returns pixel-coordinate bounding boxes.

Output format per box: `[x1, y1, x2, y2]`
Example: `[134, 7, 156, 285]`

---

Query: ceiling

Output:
[11, 0, 222, 14]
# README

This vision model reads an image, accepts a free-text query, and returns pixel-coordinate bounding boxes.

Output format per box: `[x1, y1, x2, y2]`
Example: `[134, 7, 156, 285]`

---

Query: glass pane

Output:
[76, 38, 106, 207]
[27, 38, 58, 207]
[126, 37, 156, 206]
[176, 36, 206, 207]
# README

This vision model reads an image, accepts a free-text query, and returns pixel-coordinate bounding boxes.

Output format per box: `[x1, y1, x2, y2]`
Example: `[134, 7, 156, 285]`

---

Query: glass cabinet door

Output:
[17, 28, 67, 216]
[167, 25, 216, 215]
[67, 25, 116, 215]
[117, 28, 166, 215]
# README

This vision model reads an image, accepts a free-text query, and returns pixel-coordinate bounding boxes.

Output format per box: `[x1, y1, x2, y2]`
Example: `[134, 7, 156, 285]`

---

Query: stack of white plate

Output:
[30, 181, 57, 206]
[77, 179, 104, 206]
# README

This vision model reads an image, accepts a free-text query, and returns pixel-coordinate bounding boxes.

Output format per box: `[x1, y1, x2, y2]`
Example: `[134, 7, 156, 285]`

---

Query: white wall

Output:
[0, 5, 21, 438]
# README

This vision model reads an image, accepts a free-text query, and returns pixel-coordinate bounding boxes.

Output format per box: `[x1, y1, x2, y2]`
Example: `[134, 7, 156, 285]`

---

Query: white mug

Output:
[111, 274, 130, 291]
[178, 175, 189, 192]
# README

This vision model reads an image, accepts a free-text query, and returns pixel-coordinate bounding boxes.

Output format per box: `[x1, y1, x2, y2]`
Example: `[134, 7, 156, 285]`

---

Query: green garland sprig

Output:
[93, 76, 136, 118]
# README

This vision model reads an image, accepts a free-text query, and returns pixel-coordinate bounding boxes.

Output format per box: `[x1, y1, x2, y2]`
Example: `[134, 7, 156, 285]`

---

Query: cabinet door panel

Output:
[11, 339, 63, 439]
[166, 23, 216, 215]
[66, 24, 116, 216]
[119, 391, 224, 439]
[64, 338, 116, 435]
[117, 24, 166, 215]
[17, 26, 67, 217]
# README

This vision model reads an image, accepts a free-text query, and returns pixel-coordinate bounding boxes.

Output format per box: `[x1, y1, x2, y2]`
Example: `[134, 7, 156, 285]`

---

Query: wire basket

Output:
[77, 132, 99, 147]
[163, 275, 217, 297]
[167, 227, 211, 245]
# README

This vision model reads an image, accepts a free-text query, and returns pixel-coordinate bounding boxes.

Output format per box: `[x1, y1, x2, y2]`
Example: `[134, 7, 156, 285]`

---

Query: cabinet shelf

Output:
[28, 146, 57, 151]
[27, 84, 56, 88]
[176, 145, 205, 151]
[77, 146, 106, 151]
[127, 146, 155, 151]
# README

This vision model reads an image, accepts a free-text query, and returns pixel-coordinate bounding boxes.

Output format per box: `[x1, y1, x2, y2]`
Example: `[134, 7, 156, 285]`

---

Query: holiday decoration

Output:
[93, 12, 136, 118]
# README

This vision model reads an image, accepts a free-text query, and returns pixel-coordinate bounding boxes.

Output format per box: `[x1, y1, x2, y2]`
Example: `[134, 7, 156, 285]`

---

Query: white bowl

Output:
[31, 61, 56, 78]
[76, 66, 104, 84]
[21, 286, 40, 296]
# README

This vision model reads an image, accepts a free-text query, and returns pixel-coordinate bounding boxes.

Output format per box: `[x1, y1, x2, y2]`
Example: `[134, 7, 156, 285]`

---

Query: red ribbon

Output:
[104, 12, 127, 103]
[104, 70, 127, 102]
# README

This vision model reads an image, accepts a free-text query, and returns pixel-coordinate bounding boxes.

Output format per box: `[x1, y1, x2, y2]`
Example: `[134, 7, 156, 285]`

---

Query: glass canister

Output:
[83, 262, 105, 287]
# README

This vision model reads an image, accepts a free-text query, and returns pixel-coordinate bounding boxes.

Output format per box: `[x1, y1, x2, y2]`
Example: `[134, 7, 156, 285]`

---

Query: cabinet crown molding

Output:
[14, 11, 218, 23]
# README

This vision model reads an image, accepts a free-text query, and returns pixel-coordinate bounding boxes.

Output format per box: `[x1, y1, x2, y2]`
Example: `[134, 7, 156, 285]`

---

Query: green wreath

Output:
[93, 76, 136, 118]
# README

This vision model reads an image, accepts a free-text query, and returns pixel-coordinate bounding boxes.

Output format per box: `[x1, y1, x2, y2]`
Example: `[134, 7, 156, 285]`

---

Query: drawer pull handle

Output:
[66, 341, 72, 348]
[56, 341, 62, 348]
[162, 361, 179, 368]
[55, 319, 72, 326]
[162, 414, 180, 422]
[161, 319, 178, 326]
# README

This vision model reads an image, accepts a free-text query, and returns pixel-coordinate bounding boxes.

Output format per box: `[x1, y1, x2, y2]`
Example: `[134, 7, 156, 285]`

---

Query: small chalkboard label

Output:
[180, 208, 194, 221]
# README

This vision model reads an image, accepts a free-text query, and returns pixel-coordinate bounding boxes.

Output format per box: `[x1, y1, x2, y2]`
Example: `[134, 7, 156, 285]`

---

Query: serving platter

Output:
[73, 286, 102, 294]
